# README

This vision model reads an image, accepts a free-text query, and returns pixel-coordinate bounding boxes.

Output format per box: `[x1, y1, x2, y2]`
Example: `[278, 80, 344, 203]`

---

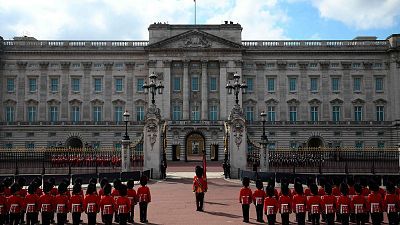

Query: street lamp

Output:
[143, 72, 164, 105]
[226, 72, 247, 105]
[123, 110, 130, 140]
[260, 111, 269, 172]
[121, 110, 131, 172]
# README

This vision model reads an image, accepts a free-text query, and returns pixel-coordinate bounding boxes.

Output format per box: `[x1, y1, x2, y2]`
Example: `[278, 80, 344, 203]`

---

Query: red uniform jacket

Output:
[99, 195, 116, 215]
[337, 195, 352, 214]
[50, 187, 58, 197]
[264, 196, 279, 215]
[193, 176, 207, 193]
[36, 188, 43, 196]
[7, 195, 25, 214]
[384, 193, 399, 213]
[348, 186, 356, 197]
[368, 192, 383, 213]
[304, 188, 311, 197]
[332, 187, 341, 197]
[322, 194, 337, 214]
[352, 194, 367, 213]
[18, 189, 27, 198]
[39, 193, 54, 212]
[318, 187, 326, 196]
[69, 194, 83, 213]
[116, 196, 131, 214]
[98, 188, 104, 196]
[83, 194, 100, 213]
[307, 195, 322, 214]
[252, 189, 266, 205]
[4, 188, 11, 197]
[25, 193, 40, 213]
[292, 194, 307, 214]
[278, 195, 292, 213]
[0, 194, 7, 215]
[362, 187, 370, 196]
[239, 187, 252, 205]
[137, 186, 151, 203]
[111, 189, 120, 202]
[53, 194, 69, 214]
[127, 189, 137, 206]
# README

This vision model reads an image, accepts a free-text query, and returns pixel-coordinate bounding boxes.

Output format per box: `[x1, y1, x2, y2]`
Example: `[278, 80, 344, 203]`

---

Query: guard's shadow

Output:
[204, 201, 228, 206]
[202, 210, 242, 219]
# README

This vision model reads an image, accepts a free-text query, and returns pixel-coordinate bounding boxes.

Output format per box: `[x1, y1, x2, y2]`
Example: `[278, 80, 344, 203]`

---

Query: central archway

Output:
[307, 136, 324, 148]
[185, 132, 205, 162]
[66, 136, 83, 148]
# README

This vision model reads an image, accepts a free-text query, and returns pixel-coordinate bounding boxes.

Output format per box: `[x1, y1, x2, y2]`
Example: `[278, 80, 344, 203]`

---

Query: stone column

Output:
[201, 60, 208, 120]
[182, 60, 190, 120]
[82, 62, 92, 120]
[121, 138, 131, 172]
[39, 62, 49, 120]
[16, 62, 27, 121]
[228, 104, 247, 179]
[60, 62, 70, 121]
[104, 63, 113, 121]
[219, 60, 228, 119]
[163, 60, 171, 120]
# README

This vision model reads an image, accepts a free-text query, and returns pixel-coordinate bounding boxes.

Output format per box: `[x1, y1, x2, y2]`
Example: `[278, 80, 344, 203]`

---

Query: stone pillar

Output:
[201, 60, 208, 120]
[228, 104, 247, 179]
[82, 62, 92, 120]
[104, 63, 113, 121]
[39, 62, 49, 120]
[182, 60, 190, 120]
[219, 61, 228, 119]
[143, 105, 163, 179]
[163, 60, 171, 120]
[16, 62, 27, 121]
[121, 139, 131, 172]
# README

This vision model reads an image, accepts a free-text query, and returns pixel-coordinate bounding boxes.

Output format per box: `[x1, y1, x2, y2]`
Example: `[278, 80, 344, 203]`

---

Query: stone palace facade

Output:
[1, 23, 399, 161]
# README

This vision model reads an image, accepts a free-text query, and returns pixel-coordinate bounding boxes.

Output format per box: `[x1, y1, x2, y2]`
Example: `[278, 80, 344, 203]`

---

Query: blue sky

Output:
[0, 0, 399, 41]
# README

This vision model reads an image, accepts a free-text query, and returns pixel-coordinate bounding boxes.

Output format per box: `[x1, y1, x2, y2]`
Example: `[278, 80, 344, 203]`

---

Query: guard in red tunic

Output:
[116, 184, 131, 225]
[69, 184, 83, 225]
[17, 177, 27, 224]
[3, 177, 12, 225]
[54, 182, 69, 225]
[253, 180, 266, 223]
[83, 183, 100, 225]
[38, 182, 54, 225]
[338, 183, 352, 225]
[99, 183, 115, 225]
[239, 177, 252, 223]
[193, 166, 207, 212]
[264, 185, 279, 225]
[112, 178, 121, 223]
[322, 184, 336, 225]
[25, 184, 39, 225]
[127, 179, 137, 223]
[137, 175, 151, 223]
[368, 182, 383, 225]
[352, 183, 367, 225]
[307, 183, 322, 225]
[384, 183, 399, 225]
[0, 184, 8, 225]
[293, 181, 307, 225]
[8, 183, 24, 225]
[279, 183, 292, 225]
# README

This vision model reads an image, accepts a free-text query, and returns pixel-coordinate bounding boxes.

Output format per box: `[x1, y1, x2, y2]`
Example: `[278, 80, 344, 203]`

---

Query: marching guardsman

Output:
[279, 182, 292, 225]
[0, 184, 7, 225]
[368, 182, 383, 225]
[337, 183, 352, 225]
[347, 178, 356, 223]
[17, 177, 27, 224]
[25, 184, 39, 225]
[292, 182, 307, 225]
[264, 185, 279, 225]
[193, 166, 207, 212]
[112, 178, 122, 223]
[3, 177, 12, 225]
[352, 183, 367, 225]
[116, 184, 131, 225]
[99, 178, 109, 197]
[307, 183, 322, 225]
[127, 179, 137, 223]
[54, 182, 69, 225]
[33, 177, 43, 196]
[137, 175, 151, 223]
[83, 183, 100, 225]
[99, 183, 115, 225]
[322, 184, 336, 225]
[252, 180, 266, 223]
[305, 178, 313, 223]
[69, 184, 83, 225]
[384, 183, 399, 225]
[239, 177, 252, 223]
[49, 178, 58, 224]
[39, 181, 54, 225]
[8, 183, 24, 225]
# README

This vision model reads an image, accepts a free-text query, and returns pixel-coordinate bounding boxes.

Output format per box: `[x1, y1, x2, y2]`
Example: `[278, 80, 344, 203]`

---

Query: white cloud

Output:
[311, 0, 400, 30]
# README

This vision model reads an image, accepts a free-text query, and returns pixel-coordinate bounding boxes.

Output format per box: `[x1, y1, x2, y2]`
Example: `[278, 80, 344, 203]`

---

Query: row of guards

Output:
[50, 154, 144, 168]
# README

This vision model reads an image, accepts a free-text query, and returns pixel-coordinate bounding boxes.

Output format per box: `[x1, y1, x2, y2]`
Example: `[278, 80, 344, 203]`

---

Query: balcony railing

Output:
[246, 120, 394, 126]
[0, 121, 145, 126]
[3, 40, 149, 48]
[242, 40, 389, 48]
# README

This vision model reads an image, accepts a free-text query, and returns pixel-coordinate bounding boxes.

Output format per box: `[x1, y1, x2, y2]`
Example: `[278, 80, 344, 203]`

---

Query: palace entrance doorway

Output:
[66, 137, 83, 148]
[307, 136, 324, 148]
[185, 132, 205, 161]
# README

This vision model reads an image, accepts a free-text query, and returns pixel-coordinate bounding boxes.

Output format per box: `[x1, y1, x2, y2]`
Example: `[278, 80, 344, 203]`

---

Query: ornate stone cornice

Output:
[17, 61, 27, 70]
[82, 62, 92, 70]
[319, 61, 330, 70]
[277, 61, 287, 70]
[341, 61, 352, 70]
[104, 62, 113, 70]
[363, 61, 373, 70]
[39, 61, 49, 70]
[124, 62, 135, 70]
[255, 61, 265, 70]
[298, 61, 308, 70]
[61, 62, 70, 71]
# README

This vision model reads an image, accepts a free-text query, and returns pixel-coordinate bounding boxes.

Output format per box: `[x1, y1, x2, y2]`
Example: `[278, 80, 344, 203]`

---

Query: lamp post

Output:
[142, 72, 164, 106]
[226, 72, 247, 106]
[260, 111, 269, 172]
[121, 110, 131, 172]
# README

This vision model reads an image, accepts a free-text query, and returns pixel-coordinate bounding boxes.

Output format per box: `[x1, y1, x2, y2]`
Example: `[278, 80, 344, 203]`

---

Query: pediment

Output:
[146, 30, 243, 50]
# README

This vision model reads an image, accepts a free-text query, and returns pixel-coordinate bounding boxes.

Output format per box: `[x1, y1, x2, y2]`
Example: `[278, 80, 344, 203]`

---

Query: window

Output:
[94, 63, 102, 68]
[114, 106, 123, 122]
[47, 142, 57, 148]
[246, 78, 254, 92]
[309, 63, 318, 68]
[25, 142, 35, 149]
[332, 106, 341, 122]
[375, 77, 383, 92]
[209, 105, 218, 121]
[331, 63, 339, 68]
[209, 77, 217, 91]
[353, 77, 361, 92]
[245, 106, 254, 122]
[29, 78, 37, 92]
[172, 105, 182, 121]
[72, 63, 80, 68]
[93, 106, 102, 122]
[7, 78, 15, 92]
[71, 78, 80, 92]
[71, 106, 80, 122]
[92, 142, 100, 149]
[267, 106, 276, 122]
[376, 106, 384, 121]
[27, 106, 37, 122]
[49, 106, 59, 122]
[191, 76, 199, 91]
[289, 78, 297, 92]
[266, 63, 275, 68]
[114, 142, 122, 150]
[374, 63, 382, 68]
[267, 78, 275, 92]
[115, 78, 123, 92]
[94, 78, 102, 92]
[353, 63, 361, 68]
[173, 77, 181, 91]
[290, 141, 298, 149]
[115, 63, 123, 68]
[289, 106, 297, 122]
[311, 106, 318, 122]
[50, 78, 59, 92]
[5, 106, 15, 122]
[288, 63, 296, 68]
[377, 141, 385, 148]
[4, 143, 13, 149]
[136, 106, 144, 121]
[310, 78, 318, 92]
[355, 141, 363, 149]
[332, 78, 340, 92]
[268, 142, 276, 151]
[137, 78, 144, 92]
[191, 105, 200, 121]
[354, 106, 363, 122]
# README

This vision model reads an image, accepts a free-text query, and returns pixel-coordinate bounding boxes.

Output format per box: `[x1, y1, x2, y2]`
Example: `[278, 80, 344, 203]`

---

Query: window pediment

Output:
[90, 99, 104, 105]
[47, 99, 60, 104]
[330, 98, 343, 104]
[3, 99, 17, 105]
[286, 98, 299, 105]
[351, 98, 365, 104]
[265, 98, 279, 105]
[308, 98, 321, 105]
[373, 98, 387, 104]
